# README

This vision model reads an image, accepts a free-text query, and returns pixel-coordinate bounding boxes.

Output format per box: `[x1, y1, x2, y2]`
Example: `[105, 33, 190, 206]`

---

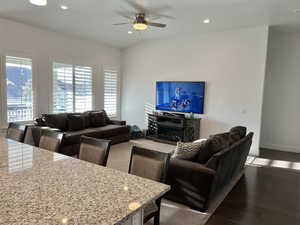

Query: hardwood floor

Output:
[260, 148, 300, 162]
[206, 149, 300, 225]
[109, 143, 300, 225]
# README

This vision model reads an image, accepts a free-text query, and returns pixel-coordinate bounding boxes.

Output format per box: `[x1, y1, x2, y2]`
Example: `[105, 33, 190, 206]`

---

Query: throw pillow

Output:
[35, 116, 46, 126]
[172, 140, 206, 160]
[229, 126, 247, 144]
[102, 110, 111, 124]
[67, 114, 85, 131]
[90, 111, 106, 127]
[230, 126, 247, 138]
[43, 113, 68, 131]
[196, 133, 230, 164]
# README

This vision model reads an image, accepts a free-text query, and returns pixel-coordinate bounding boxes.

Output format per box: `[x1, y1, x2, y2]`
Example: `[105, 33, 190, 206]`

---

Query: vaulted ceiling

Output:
[1, 0, 300, 48]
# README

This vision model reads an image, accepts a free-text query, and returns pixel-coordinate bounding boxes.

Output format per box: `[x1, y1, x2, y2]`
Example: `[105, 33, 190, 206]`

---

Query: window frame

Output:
[0, 52, 37, 127]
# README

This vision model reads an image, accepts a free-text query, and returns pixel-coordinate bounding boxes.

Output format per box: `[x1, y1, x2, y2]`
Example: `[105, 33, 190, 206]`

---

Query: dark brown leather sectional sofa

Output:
[26, 110, 130, 156]
[165, 126, 253, 211]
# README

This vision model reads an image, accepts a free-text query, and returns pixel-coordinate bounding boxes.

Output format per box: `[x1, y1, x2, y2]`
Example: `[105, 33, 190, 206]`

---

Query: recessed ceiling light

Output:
[61, 5, 69, 10]
[128, 31, 133, 34]
[203, 19, 210, 24]
[29, 0, 47, 6]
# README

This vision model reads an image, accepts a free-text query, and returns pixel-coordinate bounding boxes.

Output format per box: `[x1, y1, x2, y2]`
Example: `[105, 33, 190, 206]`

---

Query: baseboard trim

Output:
[260, 143, 300, 154]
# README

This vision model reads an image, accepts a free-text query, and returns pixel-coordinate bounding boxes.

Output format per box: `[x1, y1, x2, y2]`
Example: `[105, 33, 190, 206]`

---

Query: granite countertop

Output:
[0, 137, 170, 225]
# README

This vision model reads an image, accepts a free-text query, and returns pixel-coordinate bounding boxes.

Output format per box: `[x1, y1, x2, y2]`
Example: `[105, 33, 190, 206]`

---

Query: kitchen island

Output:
[0, 137, 170, 225]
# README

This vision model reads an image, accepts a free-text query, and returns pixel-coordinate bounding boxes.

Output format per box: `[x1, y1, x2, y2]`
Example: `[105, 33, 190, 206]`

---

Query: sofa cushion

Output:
[172, 140, 206, 160]
[196, 133, 230, 164]
[82, 111, 91, 128]
[194, 141, 213, 164]
[90, 111, 106, 127]
[83, 110, 111, 126]
[43, 113, 68, 131]
[87, 125, 130, 138]
[67, 114, 85, 131]
[63, 125, 129, 145]
[229, 126, 247, 144]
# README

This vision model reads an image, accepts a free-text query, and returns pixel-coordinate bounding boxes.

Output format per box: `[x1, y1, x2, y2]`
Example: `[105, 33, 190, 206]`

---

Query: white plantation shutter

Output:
[74, 66, 93, 112]
[53, 63, 93, 113]
[104, 70, 118, 118]
[6, 56, 34, 122]
[53, 63, 74, 113]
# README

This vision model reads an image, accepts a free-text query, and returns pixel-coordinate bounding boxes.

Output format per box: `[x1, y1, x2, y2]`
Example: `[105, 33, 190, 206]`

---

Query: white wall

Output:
[261, 30, 300, 153]
[0, 18, 121, 128]
[121, 26, 269, 155]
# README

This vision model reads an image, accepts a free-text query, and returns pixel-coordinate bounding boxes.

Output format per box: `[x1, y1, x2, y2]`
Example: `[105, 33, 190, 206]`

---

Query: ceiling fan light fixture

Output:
[203, 18, 210, 24]
[29, 0, 47, 6]
[61, 5, 69, 10]
[133, 23, 148, 30]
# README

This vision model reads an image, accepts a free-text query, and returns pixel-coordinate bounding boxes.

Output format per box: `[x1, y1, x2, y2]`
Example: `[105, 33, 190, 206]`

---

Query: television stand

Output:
[147, 114, 201, 144]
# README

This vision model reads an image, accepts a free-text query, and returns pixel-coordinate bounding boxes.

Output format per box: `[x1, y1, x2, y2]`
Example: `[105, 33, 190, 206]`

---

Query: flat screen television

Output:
[156, 81, 205, 114]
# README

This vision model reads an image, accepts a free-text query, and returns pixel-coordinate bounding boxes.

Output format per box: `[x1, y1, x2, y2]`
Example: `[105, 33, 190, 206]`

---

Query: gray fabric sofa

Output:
[26, 110, 130, 156]
[165, 126, 253, 211]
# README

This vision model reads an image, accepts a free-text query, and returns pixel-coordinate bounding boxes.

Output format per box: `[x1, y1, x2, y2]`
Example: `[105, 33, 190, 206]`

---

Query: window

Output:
[6, 56, 33, 122]
[104, 70, 118, 118]
[53, 63, 73, 113]
[53, 63, 92, 113]
[74, 66, 93, 112]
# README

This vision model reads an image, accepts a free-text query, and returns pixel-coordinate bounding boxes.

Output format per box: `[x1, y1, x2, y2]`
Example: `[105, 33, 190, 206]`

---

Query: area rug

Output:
[107, 141, 245, 225]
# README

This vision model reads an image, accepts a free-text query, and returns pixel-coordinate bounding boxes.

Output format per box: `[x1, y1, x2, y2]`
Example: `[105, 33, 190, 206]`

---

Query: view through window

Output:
[6, 56, 33, 122]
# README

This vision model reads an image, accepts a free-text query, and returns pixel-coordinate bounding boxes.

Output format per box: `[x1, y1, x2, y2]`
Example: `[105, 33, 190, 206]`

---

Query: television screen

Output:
[156, 81, 205, 114]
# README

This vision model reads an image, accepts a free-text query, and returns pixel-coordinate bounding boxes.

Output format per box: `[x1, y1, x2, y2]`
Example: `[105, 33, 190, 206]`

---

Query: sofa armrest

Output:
[167, 159, 216, 204]
[110, 120, 126, 126]
[170, 159, 216, 175]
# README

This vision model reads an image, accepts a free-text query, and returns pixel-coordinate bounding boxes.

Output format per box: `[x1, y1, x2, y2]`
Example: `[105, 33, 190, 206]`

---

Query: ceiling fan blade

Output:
[148, 13, 175, 20]
[116, 11, 134, 19]
[147, 22, 167, 28]
[126, 1, 173, 17]
[126, 0, 146, 13]
[145, 6, 172, 15]
[113, 22, 130, 26]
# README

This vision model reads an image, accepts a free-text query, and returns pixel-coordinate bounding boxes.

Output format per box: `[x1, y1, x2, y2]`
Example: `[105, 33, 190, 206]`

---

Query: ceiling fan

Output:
[113, 1, 172, 31]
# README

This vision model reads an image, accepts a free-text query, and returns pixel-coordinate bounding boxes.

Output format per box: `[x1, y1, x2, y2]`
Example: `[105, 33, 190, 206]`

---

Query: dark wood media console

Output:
[147, 114, 201, 145]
